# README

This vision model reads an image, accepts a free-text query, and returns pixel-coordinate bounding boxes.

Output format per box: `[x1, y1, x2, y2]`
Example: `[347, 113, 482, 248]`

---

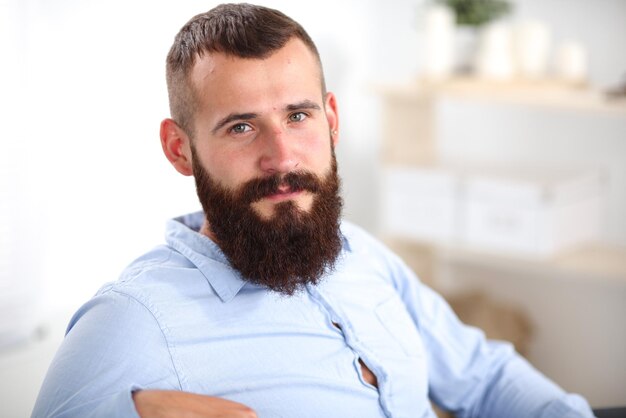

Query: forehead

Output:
[189, 38, 324, 115]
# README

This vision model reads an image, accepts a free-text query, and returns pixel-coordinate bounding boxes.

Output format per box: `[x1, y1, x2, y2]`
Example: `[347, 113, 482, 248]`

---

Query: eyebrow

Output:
[285, 99, 322, 112]
[212, 112, 258, 135]
[211, 100, 322, 135]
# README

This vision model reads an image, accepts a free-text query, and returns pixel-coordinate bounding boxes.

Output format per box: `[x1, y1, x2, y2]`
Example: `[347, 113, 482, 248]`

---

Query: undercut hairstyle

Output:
[165, 3, 325, 139]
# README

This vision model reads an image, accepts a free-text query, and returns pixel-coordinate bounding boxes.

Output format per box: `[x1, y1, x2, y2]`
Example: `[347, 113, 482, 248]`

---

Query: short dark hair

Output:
[166, 3, 325, 138]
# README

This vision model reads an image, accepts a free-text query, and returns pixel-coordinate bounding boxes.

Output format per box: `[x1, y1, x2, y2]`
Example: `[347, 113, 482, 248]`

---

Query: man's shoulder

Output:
[95, 244, 204, 301]
[338, 220, 405, 278]
[121, 244, 189, 280]
[67, 241, 231, 339]
[340, 220, 393, 257]
[337, 220, 420, 287]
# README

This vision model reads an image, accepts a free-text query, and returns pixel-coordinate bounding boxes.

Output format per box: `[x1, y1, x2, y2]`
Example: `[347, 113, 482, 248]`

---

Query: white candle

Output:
[555, 41, 588, 84]
[476, 22, 515, 80]
[515, 20, 551, 79]
[424, 5, 455, 80]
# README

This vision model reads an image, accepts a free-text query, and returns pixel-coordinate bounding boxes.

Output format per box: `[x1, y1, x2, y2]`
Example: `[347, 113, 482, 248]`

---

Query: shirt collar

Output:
[165, 211, 352, 302]
[165, 212, 247, 303]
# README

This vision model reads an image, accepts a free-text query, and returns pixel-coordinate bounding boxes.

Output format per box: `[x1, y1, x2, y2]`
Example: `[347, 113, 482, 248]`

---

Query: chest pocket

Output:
[375, 296, 424, 358]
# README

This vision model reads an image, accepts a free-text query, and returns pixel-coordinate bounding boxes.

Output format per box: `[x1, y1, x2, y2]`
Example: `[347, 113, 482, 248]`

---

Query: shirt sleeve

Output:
[383, 251, 595, 418]
[31, 289, 181, 418]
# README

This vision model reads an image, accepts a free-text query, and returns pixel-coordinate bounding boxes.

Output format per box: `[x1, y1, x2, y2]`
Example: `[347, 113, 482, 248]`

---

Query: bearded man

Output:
[33, 4, 594, 418]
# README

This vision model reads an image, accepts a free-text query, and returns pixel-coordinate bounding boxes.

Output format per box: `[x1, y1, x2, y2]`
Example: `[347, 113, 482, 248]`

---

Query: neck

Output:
[200, 220, 217, 242]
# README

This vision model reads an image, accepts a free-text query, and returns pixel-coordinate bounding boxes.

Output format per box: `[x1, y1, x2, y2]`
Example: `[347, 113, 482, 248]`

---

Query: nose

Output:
[258, 128, 298, 174]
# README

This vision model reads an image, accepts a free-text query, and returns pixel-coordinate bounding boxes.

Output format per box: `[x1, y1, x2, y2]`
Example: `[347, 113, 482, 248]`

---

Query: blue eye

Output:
[230, 123, 251, 134]
[289, 112, 307, 122]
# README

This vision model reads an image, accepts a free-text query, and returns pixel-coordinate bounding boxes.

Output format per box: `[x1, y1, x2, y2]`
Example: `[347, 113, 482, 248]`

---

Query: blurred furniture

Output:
[376, 75, 626, 287]
[378, 77, 626, 167]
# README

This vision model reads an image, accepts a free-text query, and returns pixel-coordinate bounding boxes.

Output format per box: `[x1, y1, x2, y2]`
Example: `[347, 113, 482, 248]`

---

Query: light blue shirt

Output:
[33, 212, 594, 418]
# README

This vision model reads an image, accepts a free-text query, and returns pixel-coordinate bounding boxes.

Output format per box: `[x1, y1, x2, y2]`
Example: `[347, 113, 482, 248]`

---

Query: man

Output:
[33, 4, 595, 418]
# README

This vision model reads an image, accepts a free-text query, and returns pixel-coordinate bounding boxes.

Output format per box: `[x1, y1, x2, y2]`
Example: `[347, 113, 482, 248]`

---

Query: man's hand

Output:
[133, 390, 258, 418]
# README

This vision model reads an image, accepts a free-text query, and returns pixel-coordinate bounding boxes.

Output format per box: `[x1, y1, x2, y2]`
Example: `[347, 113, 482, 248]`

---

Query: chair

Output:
[592, 407, 626, 418]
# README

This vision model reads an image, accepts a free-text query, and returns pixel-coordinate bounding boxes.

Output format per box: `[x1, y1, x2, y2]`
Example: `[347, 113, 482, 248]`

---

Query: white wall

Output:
[1, 0, 398, 317]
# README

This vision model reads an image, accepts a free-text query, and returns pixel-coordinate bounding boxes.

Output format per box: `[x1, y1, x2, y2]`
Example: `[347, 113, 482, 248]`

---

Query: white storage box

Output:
[461, 167, 605, 256]
[381, 166, 458, 243]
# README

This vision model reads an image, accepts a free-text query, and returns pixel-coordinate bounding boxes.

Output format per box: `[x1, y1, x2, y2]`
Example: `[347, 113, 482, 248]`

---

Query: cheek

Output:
[206, 151, 259, 189]
[305, 137, 333, 171]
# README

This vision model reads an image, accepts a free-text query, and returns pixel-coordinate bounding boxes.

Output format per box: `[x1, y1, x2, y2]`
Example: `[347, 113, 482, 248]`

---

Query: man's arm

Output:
[32, 290, 256, 418]
[133, 390, 257, 418]
[383, 251, 595, 418]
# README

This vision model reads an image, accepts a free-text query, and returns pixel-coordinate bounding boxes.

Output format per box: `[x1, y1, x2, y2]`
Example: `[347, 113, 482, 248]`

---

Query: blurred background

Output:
[1, 0, 625, 416]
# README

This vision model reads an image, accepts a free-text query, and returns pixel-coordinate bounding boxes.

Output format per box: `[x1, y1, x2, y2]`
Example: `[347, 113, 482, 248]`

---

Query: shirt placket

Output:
[306, 285, 394, 418]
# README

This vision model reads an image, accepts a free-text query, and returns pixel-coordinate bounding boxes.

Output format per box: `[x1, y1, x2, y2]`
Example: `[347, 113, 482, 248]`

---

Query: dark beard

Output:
[191, 146, 343, 296]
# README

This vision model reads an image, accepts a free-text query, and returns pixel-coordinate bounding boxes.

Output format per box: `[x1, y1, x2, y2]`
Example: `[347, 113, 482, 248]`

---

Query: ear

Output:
[160, 118, 193, 176]
[324, 92, 340, 147]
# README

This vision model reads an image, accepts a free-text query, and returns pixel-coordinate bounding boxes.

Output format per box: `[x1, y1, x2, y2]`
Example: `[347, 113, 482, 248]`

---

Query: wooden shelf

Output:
[456, 245, 625, 281]
[375, 77, 626, 116]
[385, 236, 626, 285]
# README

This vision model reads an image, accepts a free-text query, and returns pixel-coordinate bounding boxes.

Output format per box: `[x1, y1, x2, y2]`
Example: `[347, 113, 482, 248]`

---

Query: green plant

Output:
[436, 0, 512, 27]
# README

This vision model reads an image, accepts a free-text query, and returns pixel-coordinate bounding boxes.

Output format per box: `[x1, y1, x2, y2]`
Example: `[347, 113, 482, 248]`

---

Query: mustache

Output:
[238, 171, 322, 204]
